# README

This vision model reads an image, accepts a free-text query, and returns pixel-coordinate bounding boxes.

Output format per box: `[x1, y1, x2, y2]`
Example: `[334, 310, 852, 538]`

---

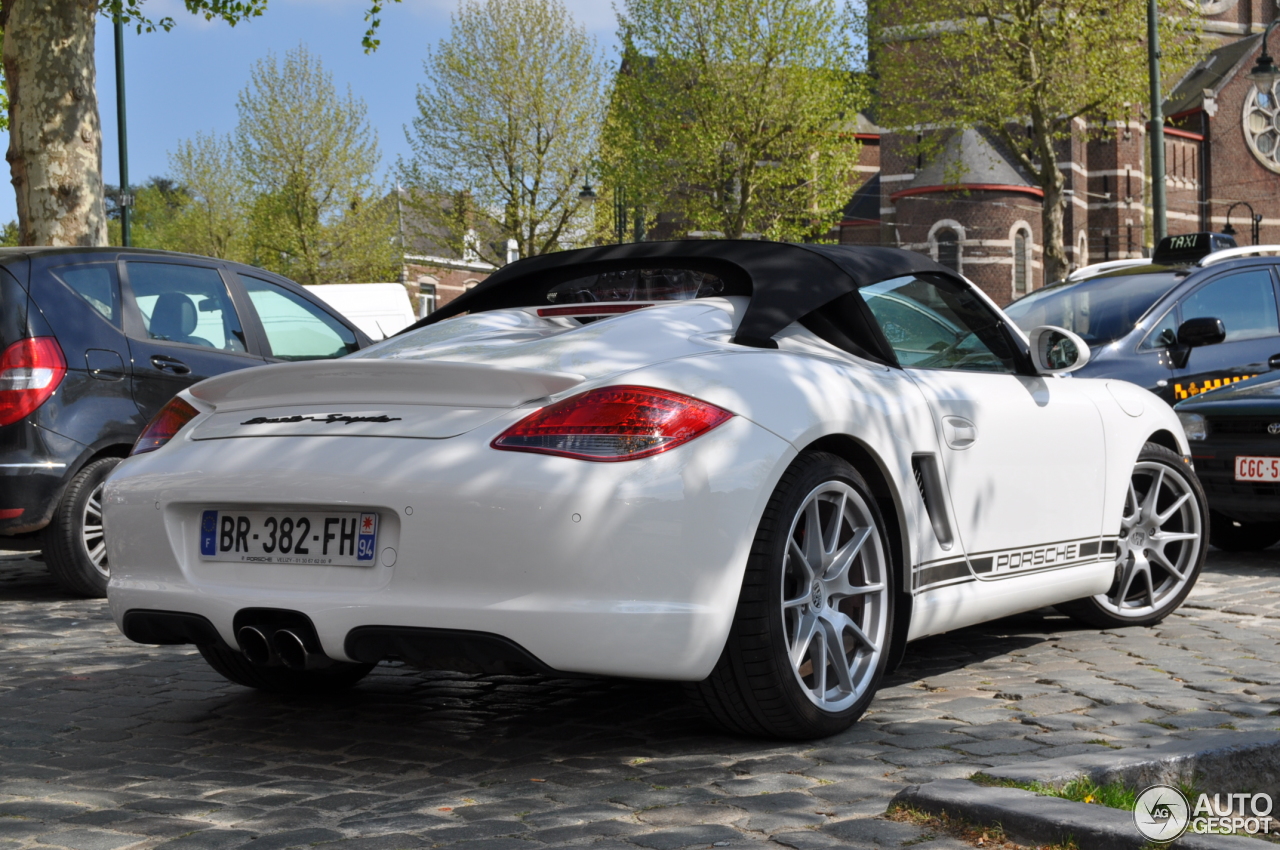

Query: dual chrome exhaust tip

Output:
[237, 625, 328, 670]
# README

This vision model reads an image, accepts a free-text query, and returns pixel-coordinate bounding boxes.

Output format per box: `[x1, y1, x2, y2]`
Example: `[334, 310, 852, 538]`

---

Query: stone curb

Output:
[891, 779, 1262, 850]
[980, 731, 1280, 798]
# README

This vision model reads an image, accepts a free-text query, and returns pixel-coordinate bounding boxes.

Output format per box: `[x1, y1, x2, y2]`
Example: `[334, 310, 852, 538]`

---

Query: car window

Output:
[52, 264, 120, 326]
[1004, 271, 1182, 346]
[126, 262, 246, 352]
[1139, 306, 1179, 351]
[1181, 270, 1279, 343]
[239, 275, 358, 361]
[546, 267, 727, 303]
[862, 275, 1018, 373]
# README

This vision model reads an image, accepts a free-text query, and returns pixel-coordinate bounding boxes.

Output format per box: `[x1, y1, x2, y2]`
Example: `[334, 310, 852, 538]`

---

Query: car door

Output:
[1165, 267, 1280, 401]
[26, 255, 143, 445]
[120, 258, 266, 422]
[860, 273, 1108, 575]
[234, 273, 362, 362]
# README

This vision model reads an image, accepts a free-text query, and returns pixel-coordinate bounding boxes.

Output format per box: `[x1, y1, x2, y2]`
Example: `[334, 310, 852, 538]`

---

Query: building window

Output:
[1013, 230, 1030, 297]
[419, 283, 437, 318]
[935, 227, 960, 272]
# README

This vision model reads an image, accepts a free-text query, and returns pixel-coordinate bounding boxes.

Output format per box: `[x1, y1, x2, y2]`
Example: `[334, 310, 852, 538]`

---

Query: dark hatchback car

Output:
[0, 248, 372, 596]
[1005, 233, 1280, 406]
[1176, 374, 1280, 551]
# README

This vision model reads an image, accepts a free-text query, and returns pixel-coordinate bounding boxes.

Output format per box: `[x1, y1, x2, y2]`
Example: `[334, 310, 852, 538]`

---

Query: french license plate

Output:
[1235, 456, 1280, 482]
[198, 510, 378, 566]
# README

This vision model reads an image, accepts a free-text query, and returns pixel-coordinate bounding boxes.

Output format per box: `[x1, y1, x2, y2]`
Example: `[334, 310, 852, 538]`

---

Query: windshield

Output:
[1004, 271, 1183, 347]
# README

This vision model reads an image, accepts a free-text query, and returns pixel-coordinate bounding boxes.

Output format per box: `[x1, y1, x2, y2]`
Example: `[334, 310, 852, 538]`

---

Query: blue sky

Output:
[0, 0, 619, 225]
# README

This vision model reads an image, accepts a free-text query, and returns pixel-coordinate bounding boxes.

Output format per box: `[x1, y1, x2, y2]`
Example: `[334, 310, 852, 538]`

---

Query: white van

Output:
[303, 283, 416, 341]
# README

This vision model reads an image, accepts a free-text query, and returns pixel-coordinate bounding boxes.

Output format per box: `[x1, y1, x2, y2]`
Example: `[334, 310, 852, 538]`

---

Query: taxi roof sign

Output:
[1152, 232, 1237, 266]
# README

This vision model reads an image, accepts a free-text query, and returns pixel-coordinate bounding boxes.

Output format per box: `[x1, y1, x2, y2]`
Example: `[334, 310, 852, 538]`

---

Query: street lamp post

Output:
[1247, 19, 1280, 98]
[575, 180, 642, 245]
[1147, 0, 1167, 243]
[1222, 201, 1263, 245]
[113, 16, 132, 247]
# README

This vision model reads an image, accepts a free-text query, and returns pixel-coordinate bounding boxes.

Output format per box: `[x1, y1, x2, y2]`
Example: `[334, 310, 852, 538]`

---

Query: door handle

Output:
[1269, 354, 1280, 370]
[942, 415, 977, 450]
[150, 355, 191, 375]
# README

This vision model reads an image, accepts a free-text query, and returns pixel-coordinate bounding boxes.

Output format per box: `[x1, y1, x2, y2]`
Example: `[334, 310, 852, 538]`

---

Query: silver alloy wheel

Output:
[1096, 460, 1201, 618]
[80, 482, 109, 579]
[781, 481, 889, 712]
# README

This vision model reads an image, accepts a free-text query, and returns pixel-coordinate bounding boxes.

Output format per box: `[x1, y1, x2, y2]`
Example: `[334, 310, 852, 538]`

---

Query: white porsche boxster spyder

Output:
[105, 241, 1208, 739]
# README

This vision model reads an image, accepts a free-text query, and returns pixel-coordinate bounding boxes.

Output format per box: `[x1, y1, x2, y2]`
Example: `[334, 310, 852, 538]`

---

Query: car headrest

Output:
[151, 292, 198, 339]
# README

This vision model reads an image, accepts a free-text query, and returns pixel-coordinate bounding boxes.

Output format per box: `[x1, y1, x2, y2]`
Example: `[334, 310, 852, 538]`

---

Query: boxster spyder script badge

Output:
[240, 413, 403, 425]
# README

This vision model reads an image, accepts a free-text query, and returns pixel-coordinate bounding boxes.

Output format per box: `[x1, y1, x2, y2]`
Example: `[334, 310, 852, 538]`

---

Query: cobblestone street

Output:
[2, 547, 1279, 850]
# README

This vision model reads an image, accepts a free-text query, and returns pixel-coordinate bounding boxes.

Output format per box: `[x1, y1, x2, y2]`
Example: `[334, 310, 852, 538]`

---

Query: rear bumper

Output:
[0, 422, 86, 534]
[104, 415, 794, 681]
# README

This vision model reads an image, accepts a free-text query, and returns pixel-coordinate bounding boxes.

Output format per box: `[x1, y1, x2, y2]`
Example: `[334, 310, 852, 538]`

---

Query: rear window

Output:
[52, 264, 120, 326]
[546, 268, 727, 303]
[1005, 271, 1183, 346]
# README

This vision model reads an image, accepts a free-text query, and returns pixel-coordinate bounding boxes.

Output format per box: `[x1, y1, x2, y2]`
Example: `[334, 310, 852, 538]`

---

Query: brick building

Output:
[402, 254, 494, 317]
[840, 1, 1280, 307]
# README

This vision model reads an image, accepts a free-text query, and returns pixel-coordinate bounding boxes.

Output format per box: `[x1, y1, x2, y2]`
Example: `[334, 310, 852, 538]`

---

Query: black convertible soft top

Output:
[405, 240, 960, 350]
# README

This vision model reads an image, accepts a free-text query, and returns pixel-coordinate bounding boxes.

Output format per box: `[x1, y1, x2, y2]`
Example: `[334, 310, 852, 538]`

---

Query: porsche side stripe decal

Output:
[915, 561, 972, 589]
[914, 535, 1119, 591]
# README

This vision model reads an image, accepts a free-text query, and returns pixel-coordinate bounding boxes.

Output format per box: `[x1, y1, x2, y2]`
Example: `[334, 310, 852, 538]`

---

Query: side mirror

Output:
[1177, 317, 1226, 348]
[1028, 325, 1091, 375]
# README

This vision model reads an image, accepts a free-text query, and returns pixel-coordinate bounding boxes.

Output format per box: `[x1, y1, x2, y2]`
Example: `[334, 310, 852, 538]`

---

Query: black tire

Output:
[197, 643, 374, 694]
[41, 457, 120, 598]
[687, 452, 895, 740]
[1209, 511, 1280, 552]
[1057, 442, 1208, 629]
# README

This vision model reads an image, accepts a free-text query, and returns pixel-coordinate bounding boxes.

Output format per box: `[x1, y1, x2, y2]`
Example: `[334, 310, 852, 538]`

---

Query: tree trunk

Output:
[1040, 177, 1069, 287]
[2, 0, 107, 246]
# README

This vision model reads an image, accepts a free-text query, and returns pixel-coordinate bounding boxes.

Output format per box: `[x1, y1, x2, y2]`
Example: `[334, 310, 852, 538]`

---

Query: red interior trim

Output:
[889, 184, 1045, 201]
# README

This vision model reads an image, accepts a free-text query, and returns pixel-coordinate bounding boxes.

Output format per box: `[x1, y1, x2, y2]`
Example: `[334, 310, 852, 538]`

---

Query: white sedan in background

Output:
[104, 240, 1207, 739]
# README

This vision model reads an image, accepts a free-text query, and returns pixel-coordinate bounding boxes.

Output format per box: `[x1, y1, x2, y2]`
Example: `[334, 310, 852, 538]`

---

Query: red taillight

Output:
[492, 385, 732, 462]
[132, 397, 199, 455]
[0, 337, 67, 427]
[536, 304, 653, 318]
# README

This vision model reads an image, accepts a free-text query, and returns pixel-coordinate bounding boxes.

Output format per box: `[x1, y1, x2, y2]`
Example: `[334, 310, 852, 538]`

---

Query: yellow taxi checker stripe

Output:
[1173, 374, 1256, 400]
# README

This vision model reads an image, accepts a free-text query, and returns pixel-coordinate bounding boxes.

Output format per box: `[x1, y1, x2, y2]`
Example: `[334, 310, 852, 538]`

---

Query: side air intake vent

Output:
[912, 454, 954, 550]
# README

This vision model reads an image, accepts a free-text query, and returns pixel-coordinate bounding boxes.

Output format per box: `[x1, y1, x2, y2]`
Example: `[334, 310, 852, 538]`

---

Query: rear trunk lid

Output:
[187, 359, 584, 441]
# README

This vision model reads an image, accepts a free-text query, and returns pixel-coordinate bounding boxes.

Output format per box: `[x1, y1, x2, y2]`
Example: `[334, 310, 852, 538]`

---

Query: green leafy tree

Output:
[604, 0, 867, 242]
[236, 45, 395, 284]
[402, 0, 608, 265]
[167, 132, 248, 260]
[871, 0, 1201, 283]
[105, 177, 191, 248]
[0, 0, 400, 247]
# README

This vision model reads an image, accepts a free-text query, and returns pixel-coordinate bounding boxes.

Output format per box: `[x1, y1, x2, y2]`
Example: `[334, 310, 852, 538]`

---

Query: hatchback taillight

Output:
[492, 385, 732, 462]
[0, 337, 67, 427]
[132, 397, 199, 455]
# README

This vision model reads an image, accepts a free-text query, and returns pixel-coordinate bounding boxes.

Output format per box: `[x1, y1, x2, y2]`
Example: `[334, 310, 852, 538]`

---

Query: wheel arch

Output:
[799, 433, 913, 673]
[1146, 428, 1181, 455]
